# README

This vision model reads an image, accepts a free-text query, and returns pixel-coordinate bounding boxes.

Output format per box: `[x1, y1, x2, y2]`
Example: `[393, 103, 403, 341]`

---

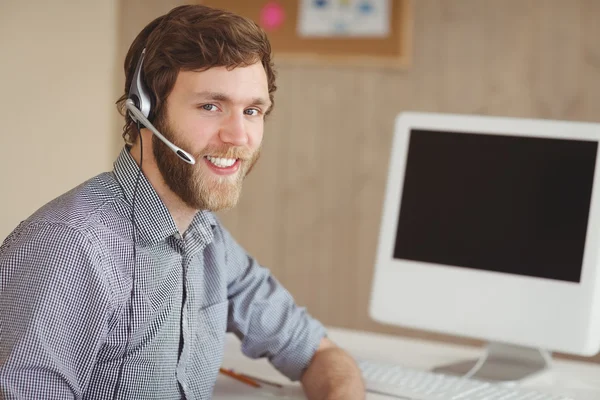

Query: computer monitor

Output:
[369, 112, 600, 381]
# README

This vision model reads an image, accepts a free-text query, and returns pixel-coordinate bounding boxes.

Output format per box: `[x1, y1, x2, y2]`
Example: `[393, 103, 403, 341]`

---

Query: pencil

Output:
[238, 372, 284, 389]
[219, 368, 261, 388]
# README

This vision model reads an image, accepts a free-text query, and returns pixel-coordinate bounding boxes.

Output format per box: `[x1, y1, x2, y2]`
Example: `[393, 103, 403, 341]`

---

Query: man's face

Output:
[152, 62, 271, 212]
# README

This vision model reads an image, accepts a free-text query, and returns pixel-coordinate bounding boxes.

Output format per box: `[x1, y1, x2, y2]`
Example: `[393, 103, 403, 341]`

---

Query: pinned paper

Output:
[260, 1, 286, 32]
[298, 0, 390, 38]
[358, 1, 374, 13]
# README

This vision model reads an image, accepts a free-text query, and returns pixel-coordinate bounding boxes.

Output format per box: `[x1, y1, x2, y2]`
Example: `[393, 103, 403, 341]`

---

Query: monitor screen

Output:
[393, 129, 598, 283]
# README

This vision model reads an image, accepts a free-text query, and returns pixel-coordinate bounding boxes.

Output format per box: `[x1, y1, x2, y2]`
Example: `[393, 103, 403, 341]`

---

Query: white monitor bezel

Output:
[369, 112, 600, 356]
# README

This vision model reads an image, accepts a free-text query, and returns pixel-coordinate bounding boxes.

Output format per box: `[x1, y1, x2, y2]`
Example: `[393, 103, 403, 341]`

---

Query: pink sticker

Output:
[260, 1, 285, 31]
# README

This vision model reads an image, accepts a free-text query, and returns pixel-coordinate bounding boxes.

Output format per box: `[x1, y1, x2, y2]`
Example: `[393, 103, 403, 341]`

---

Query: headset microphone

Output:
[124, 99, 195, 164]
[126, 48, 196, 165]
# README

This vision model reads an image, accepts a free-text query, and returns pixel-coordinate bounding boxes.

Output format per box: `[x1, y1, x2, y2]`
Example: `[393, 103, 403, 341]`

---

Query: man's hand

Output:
[300, 337, 365, 400]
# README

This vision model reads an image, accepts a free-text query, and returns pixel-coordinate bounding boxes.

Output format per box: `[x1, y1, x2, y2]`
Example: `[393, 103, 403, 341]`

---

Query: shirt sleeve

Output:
[218, 224, 327, 382]
[0, 221, 113, 399]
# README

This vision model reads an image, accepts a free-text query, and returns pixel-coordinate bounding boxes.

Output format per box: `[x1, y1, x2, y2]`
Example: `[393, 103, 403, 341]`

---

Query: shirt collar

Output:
[112, 147, 217, 245]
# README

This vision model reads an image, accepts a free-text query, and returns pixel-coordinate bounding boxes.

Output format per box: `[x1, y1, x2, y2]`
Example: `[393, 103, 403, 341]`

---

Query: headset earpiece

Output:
[129, 48, 152, 122]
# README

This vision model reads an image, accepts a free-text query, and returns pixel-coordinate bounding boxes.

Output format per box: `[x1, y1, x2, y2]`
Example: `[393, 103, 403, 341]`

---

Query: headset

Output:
[124, 48, 196, 165]
[111, 47, 194, 400]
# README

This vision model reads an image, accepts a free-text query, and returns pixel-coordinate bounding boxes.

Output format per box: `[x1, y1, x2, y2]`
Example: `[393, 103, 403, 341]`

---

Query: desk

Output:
[214, 327, 600, 399]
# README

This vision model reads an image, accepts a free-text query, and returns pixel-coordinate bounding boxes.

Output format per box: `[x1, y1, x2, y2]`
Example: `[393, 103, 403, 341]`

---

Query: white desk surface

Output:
[214, 326, 600, 399]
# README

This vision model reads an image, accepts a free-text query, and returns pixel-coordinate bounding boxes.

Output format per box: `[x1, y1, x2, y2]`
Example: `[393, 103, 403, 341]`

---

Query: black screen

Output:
[393, 129, 598, 283]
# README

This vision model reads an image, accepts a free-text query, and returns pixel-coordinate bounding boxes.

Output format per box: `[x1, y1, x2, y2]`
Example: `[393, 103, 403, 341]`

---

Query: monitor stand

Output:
[432, 342, 551, 382]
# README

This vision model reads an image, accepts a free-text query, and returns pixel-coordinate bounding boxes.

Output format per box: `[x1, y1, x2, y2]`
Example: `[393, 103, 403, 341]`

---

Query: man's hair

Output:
[116, 4, 277, 145]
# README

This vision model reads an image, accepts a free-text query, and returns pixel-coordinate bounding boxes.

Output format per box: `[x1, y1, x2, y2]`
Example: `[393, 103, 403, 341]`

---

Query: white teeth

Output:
[205, 156, 236, 168]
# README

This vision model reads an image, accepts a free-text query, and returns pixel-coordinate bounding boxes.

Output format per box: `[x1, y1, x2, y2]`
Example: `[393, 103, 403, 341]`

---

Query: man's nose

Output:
[219, 113, 248, 146]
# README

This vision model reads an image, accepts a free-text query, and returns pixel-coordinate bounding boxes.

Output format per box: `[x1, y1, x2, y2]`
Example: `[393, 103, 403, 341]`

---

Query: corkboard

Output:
[198, 0, 413, 68]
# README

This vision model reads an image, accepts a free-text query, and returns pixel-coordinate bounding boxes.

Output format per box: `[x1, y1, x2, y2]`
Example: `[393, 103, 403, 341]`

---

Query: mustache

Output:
[199, 145, 253, 160]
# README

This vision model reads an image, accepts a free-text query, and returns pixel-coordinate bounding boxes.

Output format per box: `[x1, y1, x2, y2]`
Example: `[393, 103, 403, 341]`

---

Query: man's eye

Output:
[201, 104, 218, 111]
[244, 108, 259, 116]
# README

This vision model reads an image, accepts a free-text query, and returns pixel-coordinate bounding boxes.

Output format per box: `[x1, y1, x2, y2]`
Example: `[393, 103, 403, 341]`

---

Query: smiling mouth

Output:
[204, 155, 239, 168]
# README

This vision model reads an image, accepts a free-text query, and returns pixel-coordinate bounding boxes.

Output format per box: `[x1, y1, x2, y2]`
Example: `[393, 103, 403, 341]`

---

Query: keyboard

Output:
[358, 359, 574, 400]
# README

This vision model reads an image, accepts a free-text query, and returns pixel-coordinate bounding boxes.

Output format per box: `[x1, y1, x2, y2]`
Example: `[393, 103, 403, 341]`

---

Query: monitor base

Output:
[432, 342, 551, 382]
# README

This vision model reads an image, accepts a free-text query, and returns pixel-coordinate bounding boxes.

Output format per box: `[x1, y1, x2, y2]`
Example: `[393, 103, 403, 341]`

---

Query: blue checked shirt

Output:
[0, 148, 326, 399]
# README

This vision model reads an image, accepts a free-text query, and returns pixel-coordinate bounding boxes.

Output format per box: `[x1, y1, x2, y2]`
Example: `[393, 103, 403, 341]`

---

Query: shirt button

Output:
[174, 232, 181, 240]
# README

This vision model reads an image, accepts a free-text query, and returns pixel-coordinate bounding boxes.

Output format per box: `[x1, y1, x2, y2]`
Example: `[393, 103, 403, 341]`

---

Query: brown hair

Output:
[116, 4, 277, 145]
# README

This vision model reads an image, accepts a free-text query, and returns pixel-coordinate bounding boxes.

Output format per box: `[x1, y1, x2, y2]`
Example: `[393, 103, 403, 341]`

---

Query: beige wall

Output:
[0, 0, 118, 239]
[213, 0, 600, 363]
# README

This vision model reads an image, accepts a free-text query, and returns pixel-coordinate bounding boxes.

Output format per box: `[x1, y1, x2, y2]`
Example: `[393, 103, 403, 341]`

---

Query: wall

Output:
[0, 0, 118, 239]
[214, 0, 600, 362]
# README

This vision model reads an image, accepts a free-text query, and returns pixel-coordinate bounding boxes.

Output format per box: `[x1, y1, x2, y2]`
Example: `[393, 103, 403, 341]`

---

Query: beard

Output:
[151, 117, 260, 212]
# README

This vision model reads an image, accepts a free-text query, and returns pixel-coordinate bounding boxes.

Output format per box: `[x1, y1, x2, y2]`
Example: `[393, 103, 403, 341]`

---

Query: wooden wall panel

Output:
[218, 0, 600, 363]
[118, 0, 600, 363]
